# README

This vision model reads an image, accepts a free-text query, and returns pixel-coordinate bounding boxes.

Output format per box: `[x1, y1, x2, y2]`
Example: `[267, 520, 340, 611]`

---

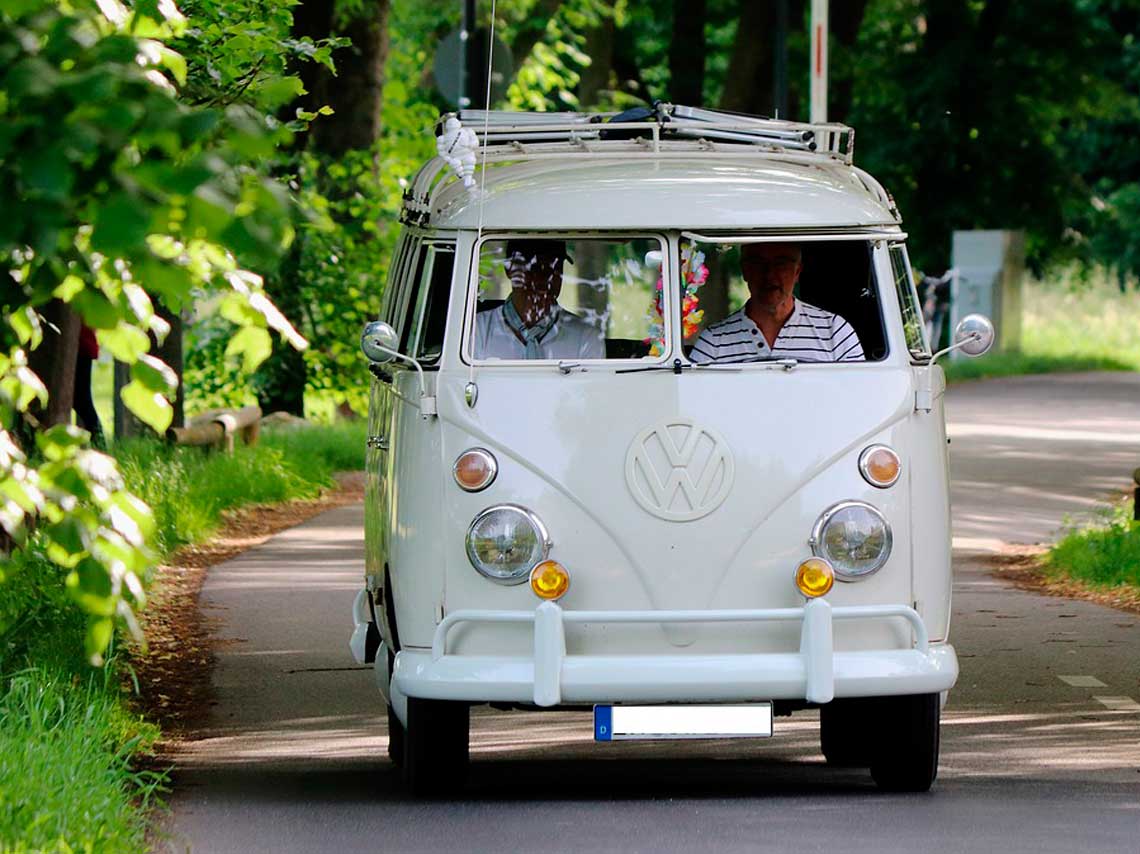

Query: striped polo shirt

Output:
[690, 299, 864, 364]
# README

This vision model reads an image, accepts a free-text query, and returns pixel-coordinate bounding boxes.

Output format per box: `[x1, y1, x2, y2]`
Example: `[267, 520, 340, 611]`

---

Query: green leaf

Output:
[71, 287, 120, 329]
[52, 274, 84, 302]
[131, 353, 177, 394]
[157, 44, 187, 86]
[259, 75, 305, 107]
[7, 306, 41, 347]
[37, 424, 88, 461]
[219, 291, 263, 325]
[98, 323, 151, 361]
[22, 145, 74, 200]
[0, 0, 46, 17]
[109, 492, 156, 544]
[225, 325, 272, 373]
[44, 516, 87, 567]
[121, 379, 173, 433]
[86, 617, 114, 664]
[91, 193, 152, 255]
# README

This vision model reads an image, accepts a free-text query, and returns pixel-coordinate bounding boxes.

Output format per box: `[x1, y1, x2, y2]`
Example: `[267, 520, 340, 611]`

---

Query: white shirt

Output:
[474, 304, 606, 360]
[690, 299, 864, 364]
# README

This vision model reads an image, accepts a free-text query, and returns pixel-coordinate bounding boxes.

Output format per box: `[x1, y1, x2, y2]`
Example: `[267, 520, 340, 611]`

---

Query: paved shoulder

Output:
[946, 371, 1140, 552]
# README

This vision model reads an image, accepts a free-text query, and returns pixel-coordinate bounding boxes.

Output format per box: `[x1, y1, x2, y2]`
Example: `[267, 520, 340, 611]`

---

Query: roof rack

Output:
[444, 103, 852, 161]
[404, 103, 855, 225]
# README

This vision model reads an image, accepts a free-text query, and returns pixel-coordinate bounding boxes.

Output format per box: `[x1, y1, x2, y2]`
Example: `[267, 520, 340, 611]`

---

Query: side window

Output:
[404, 244, 456, 365]
[889, 244, 930, 359]
[381, 234, 413, 325]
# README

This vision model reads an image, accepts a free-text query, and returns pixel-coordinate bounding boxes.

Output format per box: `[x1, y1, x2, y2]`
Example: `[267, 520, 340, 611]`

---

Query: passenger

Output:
[475, 239, 605, 360]
[690, 242, 864, 363]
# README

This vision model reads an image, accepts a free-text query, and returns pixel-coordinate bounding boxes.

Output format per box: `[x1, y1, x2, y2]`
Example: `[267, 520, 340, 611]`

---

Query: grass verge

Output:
[0, 420, 366, 853]
[943, 267, 1140, 382]
[1045, 499, 1140, 591]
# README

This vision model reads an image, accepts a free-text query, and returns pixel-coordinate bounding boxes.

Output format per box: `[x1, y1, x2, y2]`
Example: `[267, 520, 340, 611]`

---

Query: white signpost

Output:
[810, 0, 829, 123]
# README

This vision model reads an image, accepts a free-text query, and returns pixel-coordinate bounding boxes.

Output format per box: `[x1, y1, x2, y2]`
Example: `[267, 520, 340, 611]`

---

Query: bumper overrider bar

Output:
[372, 599, 957, 709]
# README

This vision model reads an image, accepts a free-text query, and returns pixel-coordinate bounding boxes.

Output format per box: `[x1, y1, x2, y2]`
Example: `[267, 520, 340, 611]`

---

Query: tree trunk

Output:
[257, 0, 393, 414]
[27, 300, 79, 428]
[312, 0, 392, 159]
[154, 303, 184, 429]
[719, 2, 774, 116]
[668, 0, 707, 104]
[829, 0, 870, 124]
[579, 13, 615, 109]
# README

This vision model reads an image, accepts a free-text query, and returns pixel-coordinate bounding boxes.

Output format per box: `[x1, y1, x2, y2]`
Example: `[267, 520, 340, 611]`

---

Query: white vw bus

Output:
[349, 105, 993, 796]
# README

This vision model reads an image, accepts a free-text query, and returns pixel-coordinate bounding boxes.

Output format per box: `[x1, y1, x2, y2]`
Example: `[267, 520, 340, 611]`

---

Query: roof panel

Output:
[427, 157, 898, 230]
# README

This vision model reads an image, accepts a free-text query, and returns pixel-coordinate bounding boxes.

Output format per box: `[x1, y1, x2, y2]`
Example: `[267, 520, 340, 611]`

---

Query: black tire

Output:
[869, 693, 940, 792]
[386, 702, 405, 767]
[403, 697, 470, 797]
[819, 698, 876, 767]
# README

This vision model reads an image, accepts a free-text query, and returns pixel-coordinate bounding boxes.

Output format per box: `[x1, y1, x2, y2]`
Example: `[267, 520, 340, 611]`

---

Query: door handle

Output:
[367, 435, 389, 451]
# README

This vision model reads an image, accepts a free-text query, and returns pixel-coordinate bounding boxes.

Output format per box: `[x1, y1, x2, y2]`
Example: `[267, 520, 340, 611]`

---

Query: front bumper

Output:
[369, 599, 957, 713]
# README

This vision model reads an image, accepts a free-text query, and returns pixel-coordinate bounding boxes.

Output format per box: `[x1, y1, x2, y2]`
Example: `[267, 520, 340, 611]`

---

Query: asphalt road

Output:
[166, 372, 1140, 854]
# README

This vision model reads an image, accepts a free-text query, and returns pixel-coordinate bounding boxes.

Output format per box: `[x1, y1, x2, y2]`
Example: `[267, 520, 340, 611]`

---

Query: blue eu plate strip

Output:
[594, 705, 613, 741]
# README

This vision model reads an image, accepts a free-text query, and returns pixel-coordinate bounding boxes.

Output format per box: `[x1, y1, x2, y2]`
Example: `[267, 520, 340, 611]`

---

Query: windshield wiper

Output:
[617, 356, 799, 374]
[616, 358, 691, 374]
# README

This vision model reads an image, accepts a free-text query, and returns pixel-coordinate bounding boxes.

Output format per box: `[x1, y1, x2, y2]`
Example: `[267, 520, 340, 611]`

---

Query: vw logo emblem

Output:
[625, 418, 734, 521]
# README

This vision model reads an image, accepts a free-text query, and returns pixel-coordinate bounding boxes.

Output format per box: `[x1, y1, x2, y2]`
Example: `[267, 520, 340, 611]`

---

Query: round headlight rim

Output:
[810, 499, 893, 582]
[858, 444, 902, 489]
[453, 447, 499, 492]
[465, 503, 551, 586]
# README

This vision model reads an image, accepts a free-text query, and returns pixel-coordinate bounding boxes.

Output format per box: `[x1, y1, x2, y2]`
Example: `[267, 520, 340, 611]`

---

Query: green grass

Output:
[113, 420, 365, 555]
[1046, 499, 1140, 590]
[944, 267, 1140, 382]
[0, 662, 165, 854]
[0, 420, 366, 852]
[0, 545, 164, 854]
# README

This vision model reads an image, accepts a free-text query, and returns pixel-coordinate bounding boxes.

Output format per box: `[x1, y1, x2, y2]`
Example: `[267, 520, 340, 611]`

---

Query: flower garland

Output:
[644, 243, 708, 357]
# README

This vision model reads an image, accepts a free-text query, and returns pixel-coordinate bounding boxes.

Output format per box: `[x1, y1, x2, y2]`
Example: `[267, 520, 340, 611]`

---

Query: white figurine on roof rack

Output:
[436, 116, 479, 189]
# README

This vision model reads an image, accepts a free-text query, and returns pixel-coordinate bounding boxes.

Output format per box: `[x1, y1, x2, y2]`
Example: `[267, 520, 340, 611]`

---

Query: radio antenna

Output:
[468, 0, 497, 392]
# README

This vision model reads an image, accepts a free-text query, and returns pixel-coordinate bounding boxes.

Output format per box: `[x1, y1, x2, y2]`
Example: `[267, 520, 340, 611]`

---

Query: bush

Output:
[1046, 500, 1140, 589]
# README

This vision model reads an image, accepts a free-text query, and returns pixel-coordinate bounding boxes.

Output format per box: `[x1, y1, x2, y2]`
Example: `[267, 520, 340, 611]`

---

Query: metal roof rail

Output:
[441, 103, 854, 163]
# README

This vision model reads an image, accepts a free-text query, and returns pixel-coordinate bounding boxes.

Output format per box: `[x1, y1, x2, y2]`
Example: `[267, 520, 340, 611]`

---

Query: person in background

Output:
[74, 323, 105, 449]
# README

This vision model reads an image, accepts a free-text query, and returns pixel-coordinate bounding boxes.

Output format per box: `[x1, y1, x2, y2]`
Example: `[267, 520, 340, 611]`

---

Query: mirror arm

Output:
[369, 347, 437, 417]
[929, 332, 982, 365]
[915, 332, 983, 413]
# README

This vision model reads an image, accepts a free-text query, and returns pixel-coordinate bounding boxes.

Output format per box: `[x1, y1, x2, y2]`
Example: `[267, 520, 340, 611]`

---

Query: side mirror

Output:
[953, 313, 995, 358]
[361, 320, 399, 364]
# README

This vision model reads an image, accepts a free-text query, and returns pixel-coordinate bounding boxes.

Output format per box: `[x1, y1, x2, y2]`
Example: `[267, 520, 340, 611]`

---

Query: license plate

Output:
[594, 703, 774, 741]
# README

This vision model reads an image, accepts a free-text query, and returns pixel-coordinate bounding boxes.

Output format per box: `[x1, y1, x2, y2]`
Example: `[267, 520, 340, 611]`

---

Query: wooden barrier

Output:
[167, 405, 261, 452]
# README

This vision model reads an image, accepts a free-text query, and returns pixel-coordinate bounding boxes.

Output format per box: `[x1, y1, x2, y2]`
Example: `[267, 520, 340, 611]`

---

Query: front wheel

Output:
[819, 698, 876, 767]
[386, 703, 405, 767]
[403, 697, 470, 797]
[869, 693, 940, 792]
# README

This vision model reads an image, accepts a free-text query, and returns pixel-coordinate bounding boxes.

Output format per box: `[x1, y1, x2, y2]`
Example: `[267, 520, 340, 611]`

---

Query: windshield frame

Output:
[673, 232, 893, 368]
[461, 230, 675, 368]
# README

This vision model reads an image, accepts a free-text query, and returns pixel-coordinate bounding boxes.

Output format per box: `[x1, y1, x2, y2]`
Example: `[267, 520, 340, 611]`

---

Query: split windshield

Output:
[468, 236, 887, 363]
[472, 237, 664, 361]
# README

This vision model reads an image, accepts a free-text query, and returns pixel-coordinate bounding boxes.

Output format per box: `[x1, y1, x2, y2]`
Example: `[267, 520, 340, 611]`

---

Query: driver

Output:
[690, 242, 864, 363]
[475, 239, 605, 360]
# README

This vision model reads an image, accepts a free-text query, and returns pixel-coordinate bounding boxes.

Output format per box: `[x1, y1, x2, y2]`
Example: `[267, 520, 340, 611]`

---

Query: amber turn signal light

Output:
[453, 448, 498, 492]
[795, 557, 835, 598]
[859, 445, 901, 488]
[530, 560, 570, 600]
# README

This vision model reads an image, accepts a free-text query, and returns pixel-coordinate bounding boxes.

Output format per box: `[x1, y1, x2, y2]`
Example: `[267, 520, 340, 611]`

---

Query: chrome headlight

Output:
[465, 504, 551, 584]
[811, 501, 893, 580]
